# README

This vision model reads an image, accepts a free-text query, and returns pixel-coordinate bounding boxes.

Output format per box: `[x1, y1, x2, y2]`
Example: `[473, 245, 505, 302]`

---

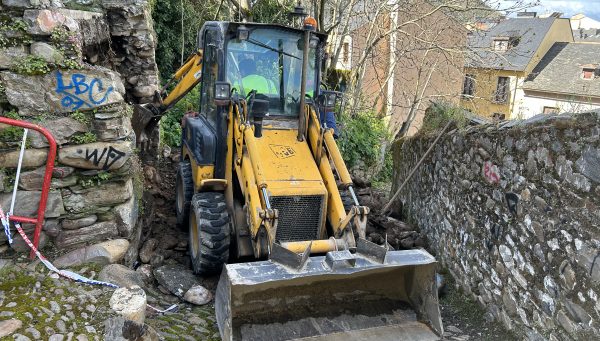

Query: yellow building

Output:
[460, 15, 573, 119]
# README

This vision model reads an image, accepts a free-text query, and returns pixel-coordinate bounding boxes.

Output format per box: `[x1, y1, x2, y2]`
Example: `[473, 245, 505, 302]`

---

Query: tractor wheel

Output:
[175, 161, 194, 230]
[189, 192, 230, 274]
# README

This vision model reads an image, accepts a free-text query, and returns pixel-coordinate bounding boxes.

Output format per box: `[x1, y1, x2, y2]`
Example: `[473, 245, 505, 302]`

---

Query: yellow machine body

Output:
[133, 21, 443, 341]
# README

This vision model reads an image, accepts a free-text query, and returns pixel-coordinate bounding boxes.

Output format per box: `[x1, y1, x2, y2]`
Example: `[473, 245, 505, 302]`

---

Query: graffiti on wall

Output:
[55, 71, 114, 110]
[76, 146, 126, 170]
[483, 161, 500, 184]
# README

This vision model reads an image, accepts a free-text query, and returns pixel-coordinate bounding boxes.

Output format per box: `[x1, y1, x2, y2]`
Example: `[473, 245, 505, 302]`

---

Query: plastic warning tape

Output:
[0, 206, 177, 313]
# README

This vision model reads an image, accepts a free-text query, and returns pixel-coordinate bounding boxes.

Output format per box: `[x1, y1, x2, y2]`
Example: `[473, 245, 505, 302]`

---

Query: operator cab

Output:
[197, 22, 326, 129]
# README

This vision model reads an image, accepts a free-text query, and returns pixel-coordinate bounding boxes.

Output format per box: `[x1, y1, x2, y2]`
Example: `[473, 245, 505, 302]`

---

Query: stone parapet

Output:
[392, 112, 600, 340]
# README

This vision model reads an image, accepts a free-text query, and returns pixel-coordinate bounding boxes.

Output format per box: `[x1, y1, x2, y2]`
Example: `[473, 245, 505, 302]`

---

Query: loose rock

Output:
[109, 286, 147, 324]
[98, 263, 145, 288]
[61, 215, 98, 230]
[153, 264, 199, 298]
[54, 239, 129, 267]
[0, 319, 22, 338]
[183, 285, 213, 306]
[139, 238, 157, 263]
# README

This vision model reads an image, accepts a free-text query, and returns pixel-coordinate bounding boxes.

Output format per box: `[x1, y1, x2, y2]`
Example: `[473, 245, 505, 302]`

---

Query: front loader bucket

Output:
[215, 245, 443, 341]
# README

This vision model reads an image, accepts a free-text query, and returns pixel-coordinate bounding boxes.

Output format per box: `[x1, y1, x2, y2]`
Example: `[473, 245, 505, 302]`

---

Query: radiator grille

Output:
[271, 195, 324, 242]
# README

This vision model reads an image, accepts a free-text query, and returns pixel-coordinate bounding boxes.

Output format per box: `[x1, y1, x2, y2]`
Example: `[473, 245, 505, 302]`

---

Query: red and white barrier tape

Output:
[0, 206, 177, 314]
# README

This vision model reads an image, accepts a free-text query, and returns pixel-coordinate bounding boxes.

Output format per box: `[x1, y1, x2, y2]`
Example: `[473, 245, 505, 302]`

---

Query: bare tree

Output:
[318, 0, 537, 173]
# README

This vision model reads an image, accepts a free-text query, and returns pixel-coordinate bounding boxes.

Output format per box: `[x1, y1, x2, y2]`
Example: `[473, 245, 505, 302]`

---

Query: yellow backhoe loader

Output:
[133, 19, 443, 341]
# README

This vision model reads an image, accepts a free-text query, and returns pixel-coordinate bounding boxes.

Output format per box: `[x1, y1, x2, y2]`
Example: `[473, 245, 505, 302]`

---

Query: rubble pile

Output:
[351, 180, 429, 251]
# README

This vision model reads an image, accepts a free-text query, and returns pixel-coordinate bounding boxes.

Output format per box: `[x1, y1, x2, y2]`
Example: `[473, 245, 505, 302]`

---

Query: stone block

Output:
[58, 141, 132, 171]
[0, 190, 64, 218]
[0, 319, 23, 338]
[131, 85, 155, 98]
[29, 117, 87, 148]
[23, 9, 77, 35]
[0, 148, 48, 168]
[43, 218, 60, 237]
[153, 264, 199, 298]
[30, 42, 60, 63]
[109, 286, 146, 324]
[54, 237, 128, 266]
[114, 195, 138, 238]
[10, 230, 47, 252]
[103, 317, 158, 341]
[575, 242, 600, 282]
[19, 166, 78, 191]
[0, 68, 125, 115]
[576, 146, 600, 184]
[62, 179, 133, 214]
[98, 263, 144, 288]
[23, 8, 103, 36]
[0, 46, 28, 69]
[61, 214, 97, 230]
[1, 0, 53, 8]
[92, 115, 132, 141]
[183, 285, 212, 306]
[556, 310, 577, 334]
[55, 221, 119, 249]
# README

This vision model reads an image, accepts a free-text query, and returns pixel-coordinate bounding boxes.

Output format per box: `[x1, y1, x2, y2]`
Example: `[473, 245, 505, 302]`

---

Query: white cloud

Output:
[500, 0, 600, 20]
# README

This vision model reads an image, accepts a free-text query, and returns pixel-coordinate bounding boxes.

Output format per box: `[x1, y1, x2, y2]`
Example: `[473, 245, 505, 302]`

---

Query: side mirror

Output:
[237, 25, 249, 41]
[214, 82, 231, 106]
[250, 96, 269, 138]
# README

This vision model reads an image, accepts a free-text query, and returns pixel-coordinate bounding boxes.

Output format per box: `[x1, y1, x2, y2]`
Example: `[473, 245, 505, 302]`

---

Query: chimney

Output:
[517, 12, 537, 18]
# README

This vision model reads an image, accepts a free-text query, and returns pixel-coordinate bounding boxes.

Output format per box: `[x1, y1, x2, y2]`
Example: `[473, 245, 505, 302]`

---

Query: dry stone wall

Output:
[392, 112, 600, 340]
[0, 0, 158, 255]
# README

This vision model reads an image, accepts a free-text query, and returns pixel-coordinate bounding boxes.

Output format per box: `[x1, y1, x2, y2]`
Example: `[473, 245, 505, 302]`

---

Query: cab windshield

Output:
[226, 27, 317, 117]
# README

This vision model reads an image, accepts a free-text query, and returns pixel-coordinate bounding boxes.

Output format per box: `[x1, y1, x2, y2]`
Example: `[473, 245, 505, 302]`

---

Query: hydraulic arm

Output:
[132, 50, 204, 152]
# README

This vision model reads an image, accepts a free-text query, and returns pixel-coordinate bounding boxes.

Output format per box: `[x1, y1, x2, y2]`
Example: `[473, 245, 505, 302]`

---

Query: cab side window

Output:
[201, 30, 219, 126]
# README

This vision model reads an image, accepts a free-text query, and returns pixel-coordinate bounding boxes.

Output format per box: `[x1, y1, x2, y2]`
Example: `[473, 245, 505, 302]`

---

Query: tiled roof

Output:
[466, 17, 556, 71]
[522, 42, 600, 97]
[573, 28, 600, 42]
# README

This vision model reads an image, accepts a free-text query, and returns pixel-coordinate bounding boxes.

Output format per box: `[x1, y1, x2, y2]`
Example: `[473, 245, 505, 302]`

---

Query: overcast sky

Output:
[501, 0, 600, 20]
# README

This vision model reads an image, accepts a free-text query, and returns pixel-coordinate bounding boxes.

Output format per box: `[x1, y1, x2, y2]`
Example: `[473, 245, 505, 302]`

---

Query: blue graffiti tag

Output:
[55, 71, 114, 110]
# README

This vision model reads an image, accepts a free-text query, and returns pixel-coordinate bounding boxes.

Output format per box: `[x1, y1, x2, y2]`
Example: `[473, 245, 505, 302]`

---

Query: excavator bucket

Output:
[131, 103, 159, 150]
[215, 240, 443, 341]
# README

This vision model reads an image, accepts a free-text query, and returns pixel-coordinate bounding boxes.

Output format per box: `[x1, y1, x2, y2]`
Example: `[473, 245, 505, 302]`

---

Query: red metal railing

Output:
[0, 117, 57, 259]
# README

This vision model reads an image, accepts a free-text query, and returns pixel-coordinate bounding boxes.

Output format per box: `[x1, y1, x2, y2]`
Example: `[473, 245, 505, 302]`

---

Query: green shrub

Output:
[2, 168, 16, 192]
[70, 132, 97, 144]
[420, 101, 469, 135]
[50, 27, 82, 69]
[0, 18, 31, 48]
[0, 111, 25, 143]
[337, 110, 391, 184]
[78, 171, 111, 188]
[12, 56, 51, 75]
[160, 87, 200, 147]
[71, 110, 91, 124]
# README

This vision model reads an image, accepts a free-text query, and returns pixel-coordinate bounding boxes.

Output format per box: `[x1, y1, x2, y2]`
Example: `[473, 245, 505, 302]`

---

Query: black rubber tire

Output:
[175, 161, 194, 230]
[189, 192, 230, 274]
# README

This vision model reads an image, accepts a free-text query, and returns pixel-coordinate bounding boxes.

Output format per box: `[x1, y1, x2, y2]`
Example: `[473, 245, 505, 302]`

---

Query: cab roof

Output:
[198, 21, 327, 47]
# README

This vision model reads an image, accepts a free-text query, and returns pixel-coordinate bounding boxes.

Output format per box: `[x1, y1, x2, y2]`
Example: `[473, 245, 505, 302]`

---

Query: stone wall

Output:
[0, 0, 158, 256]
[392, 112, 600, 340]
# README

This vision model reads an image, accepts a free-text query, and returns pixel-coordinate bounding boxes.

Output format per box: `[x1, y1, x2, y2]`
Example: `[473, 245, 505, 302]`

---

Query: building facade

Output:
[460, 15, 574, 119]
[333, 1, 466, 136]
[519, 42, 600, 118]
